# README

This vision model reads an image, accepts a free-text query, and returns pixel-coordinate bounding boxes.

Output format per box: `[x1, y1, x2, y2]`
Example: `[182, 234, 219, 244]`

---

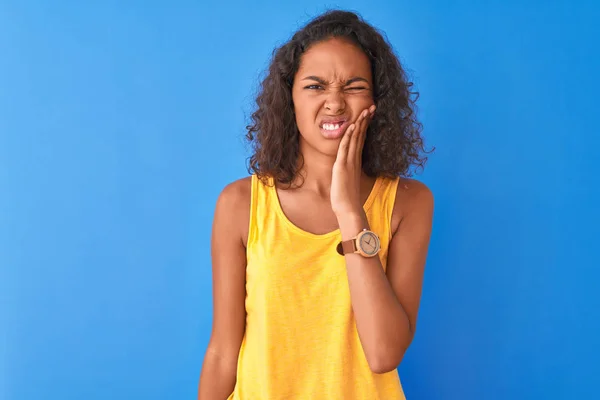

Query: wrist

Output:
[337, 211, 368, 241]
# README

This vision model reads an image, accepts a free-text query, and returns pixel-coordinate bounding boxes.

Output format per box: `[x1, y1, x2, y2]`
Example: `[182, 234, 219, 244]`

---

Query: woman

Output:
[198, 9, 433, 400]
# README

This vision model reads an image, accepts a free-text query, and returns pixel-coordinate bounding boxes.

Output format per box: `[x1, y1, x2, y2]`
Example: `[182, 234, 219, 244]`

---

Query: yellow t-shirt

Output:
[228, 174, 405, 399]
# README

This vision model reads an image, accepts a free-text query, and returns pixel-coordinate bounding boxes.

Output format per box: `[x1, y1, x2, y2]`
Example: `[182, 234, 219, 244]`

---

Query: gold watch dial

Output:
[359, 231, 379, 256]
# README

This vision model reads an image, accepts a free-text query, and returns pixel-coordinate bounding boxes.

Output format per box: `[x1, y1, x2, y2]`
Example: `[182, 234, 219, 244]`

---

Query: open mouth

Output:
[319, 119, 349, 139]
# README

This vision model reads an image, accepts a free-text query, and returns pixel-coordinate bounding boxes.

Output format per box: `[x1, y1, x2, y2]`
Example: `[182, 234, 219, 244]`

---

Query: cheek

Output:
[293, 99, 320, 129]
[348, 93, 375, 111]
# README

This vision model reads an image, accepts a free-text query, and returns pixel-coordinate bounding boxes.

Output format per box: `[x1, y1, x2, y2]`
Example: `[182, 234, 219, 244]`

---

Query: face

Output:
[291, 37, 374, 157]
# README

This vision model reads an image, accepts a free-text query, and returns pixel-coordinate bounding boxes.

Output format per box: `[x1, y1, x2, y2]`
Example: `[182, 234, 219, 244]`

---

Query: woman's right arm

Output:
[198, 178, 250, 400]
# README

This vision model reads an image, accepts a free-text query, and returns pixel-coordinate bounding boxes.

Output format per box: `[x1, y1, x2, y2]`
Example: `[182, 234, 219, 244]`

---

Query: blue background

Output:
[2, 1, 599, 399]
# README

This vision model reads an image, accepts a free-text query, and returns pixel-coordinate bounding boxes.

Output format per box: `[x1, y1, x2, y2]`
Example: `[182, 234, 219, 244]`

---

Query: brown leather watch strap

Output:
[336, 239, 356, 255]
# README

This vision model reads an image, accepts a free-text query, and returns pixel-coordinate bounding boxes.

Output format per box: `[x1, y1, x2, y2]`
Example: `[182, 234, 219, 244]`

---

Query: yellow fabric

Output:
[228, 174, 405, 400]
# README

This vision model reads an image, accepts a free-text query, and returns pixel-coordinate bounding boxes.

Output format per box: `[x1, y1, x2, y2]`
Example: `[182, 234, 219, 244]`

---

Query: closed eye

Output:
[304, 85, 368, 91]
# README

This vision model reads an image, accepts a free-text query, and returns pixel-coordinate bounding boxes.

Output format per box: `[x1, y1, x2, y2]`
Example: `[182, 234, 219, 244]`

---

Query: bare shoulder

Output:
[215, 176, 252, 246]
[392, 177, 434, 234]
[218, 176, 252, 204]
[397, 177, 434, 203]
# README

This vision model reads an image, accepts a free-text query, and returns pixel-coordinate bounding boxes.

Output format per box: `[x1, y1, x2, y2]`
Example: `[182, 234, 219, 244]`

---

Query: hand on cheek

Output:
[330, 104, 376, 217]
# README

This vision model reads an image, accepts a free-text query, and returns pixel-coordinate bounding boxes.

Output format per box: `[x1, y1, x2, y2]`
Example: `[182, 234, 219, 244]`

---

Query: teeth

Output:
[323, 123, 342, 130]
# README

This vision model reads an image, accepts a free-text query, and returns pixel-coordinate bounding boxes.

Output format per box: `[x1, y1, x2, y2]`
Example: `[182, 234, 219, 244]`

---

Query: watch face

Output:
[359, 231, 380, 256]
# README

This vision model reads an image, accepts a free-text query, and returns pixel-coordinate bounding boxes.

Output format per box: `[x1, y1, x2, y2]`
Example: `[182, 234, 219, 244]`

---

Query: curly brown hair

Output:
[245, 9, 433, 185]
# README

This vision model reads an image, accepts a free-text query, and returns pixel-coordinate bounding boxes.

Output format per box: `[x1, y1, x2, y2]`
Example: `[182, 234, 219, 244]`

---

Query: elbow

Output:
[365, 320, 415, 374]
[366, 349, 406, 374]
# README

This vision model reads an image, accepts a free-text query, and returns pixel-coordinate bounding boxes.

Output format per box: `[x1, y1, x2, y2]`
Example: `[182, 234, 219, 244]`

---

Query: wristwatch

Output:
[336, 229, 381, 257]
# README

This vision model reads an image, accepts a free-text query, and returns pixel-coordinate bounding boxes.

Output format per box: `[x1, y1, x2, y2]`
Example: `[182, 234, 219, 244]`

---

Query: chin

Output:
[316, 138, 342, 157]
[299, 133, 339, 157]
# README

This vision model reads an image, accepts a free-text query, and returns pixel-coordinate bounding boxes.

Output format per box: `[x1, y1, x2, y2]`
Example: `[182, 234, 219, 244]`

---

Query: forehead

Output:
[296, 37, 372, 81]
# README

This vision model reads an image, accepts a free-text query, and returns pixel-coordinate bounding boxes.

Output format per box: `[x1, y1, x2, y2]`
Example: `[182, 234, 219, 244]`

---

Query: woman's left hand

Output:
[331, 105, 376, 217]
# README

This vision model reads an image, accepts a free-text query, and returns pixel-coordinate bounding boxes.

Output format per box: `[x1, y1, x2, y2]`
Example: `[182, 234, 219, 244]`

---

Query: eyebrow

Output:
[301, 76, 370, 86]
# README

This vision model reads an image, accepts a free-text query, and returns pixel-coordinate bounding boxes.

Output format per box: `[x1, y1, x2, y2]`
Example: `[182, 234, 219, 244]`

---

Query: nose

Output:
[324, 89, 346, 114]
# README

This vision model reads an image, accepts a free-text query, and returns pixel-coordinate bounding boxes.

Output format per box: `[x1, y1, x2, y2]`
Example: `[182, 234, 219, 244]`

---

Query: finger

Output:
[356, 119, 367, 165]
[358, 108, 373, 157]
[356, 107, 375, 164]
[348, 109, 367, 163]
[336, 123, 355, 164]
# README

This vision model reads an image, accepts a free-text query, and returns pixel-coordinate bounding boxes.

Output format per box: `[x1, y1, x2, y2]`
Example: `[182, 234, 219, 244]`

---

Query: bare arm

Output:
[338, 179, 434, 373]
[198, 178, 250, 399]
